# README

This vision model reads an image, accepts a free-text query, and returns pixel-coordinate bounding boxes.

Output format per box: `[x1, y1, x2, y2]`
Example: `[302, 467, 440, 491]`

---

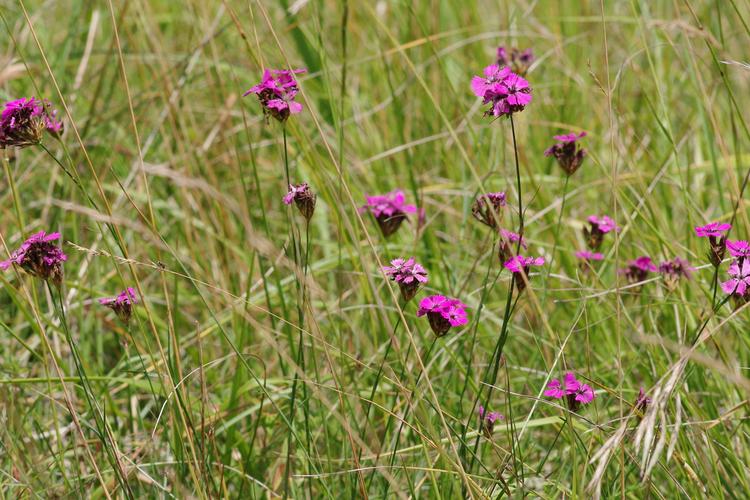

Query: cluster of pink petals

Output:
[0, 231, 67, 283]
[503, 255, 544, 274]
[471, 64, 532, 117]
[550, 131, 586, 144]
[635, 387, 652, 411]
[244, 68, 306, 120]
[544, 372, 595, 405]
[417, 295, 468, 327]
[726, 240, 750, 258]
[588, 215, 619, 234]
[694, 222, 731, 238]
[362, 190, 417, 218]
[383, 257, 428, 285]
[0, 97, 63, 148]
[500, 229, 526, 248]
[283, 182, 316, 220]
[658, 258, 693, 280]
[283, 183, 308, 205]
[471, 191, 507, 229]
[721, 259, 750, 296]
[99, 287, 138, 323]
[575, 250, 603, 261]
[545, 132, 587, 175]
[630, 256, 657, 272]
[99, 287, 137, 307]
[478, 405, 504, 424]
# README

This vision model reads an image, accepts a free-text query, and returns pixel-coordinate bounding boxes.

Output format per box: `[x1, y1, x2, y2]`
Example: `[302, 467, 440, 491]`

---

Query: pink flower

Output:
[635, 387, 651, 412]
[574, 384, 595, 404]
[544, 372, 595, 411]
[622, 256, 657, 283]
[721, 259, 750, 296]
[99, 287, 138, 323]
[659, 258, 693, 288]
[244, 68, 306, 122]
[471, 65, 532, 117]
[383, 257, 428, 301]
[471, 191, 507, 229]
[417, 294, 469, 336]
[492, 73, 532, 117]
[633, 256, 658, 272]
[584, 215, 619, 250]
[283, 182, 316, 220]
[575, 250, 604, 261]
[504, 255, 545, 292]
[361, 190, 417, 237]
[503, 255, 544, 274]
[383, 257, 428, 285]
[545, 131, 587, 176]
[471, 64, 511, 100]
[726, 240, 750, 258]
[0, 231, 67, 284]
[478, 405, 504, 437]
[497, 228, 527, 262]
[0, 97, 63, 148]
[544, 372, 580, 399]
[695, 222, 731, 267]
[500, 229, 526, 248]
[694, 222, 731, 238]
[587, 215, 619, 234]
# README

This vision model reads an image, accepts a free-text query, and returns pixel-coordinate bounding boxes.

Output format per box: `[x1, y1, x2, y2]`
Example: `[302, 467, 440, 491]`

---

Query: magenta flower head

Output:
[471, 64, 532, 118]
[383, 257, 428, 302]
[471, 191, 507, 229]
[243, 68, 306, 123]
[497, 228, 527, 262]
[584, 215, 619, 250]
[0, 231, 66, 285]
[0, 97, 63, 149]
[721, 259, 750, 298]
[695, 221, 731, 266]
[361, 190, 417, 237]
[575, 250, 604, 261]
[635, 387, 651, 413]
[575, 250, 604, 272]
[478, 405, 504, 438]
[658, 258, 693, 290]
[496, 46, 534, 76]
[503, 255, 545, 292]
[545, 132, 587, 176]
[622, 256, 657, 284]
[283, 182, 316, 220]
[99, 287, 138, 324]
[726, 240, 750, 259]
[417, 295, 468, 337]
[544, 372, 595, 412]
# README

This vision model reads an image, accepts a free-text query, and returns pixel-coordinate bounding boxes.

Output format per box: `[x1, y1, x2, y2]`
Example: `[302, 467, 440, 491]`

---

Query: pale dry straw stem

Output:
[72, 10, 100, 94]
[252, 2, 478, 494]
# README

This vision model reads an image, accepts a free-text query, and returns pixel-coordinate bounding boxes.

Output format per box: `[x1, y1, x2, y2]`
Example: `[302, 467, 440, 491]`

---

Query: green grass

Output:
[1, 0, 749, 497]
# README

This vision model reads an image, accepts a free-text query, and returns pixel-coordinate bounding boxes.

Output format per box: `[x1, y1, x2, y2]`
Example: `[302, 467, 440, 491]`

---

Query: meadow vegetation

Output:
[1, 0, 749, 497]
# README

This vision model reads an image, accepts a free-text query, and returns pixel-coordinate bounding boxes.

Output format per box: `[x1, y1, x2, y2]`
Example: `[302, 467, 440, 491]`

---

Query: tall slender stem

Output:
[464, 113, 524, 483]
[510, 115, 523, 240]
